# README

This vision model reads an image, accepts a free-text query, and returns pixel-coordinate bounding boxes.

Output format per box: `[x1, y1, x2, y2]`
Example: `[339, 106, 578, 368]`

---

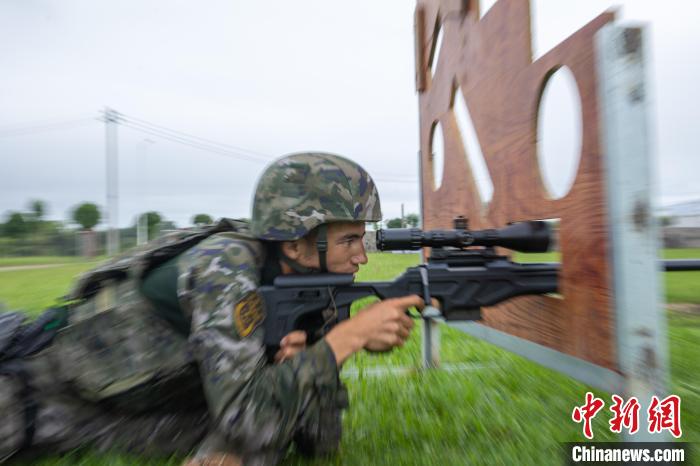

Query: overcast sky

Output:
[1, 0, 698, 228]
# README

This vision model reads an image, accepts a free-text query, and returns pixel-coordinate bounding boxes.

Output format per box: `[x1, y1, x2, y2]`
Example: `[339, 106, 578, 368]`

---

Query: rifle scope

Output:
[376, 220, 551, 253]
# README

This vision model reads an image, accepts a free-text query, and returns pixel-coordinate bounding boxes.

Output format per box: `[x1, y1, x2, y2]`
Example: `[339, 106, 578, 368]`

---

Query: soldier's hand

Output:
[274, 330, 307, 363]
[182, 453, 242, 466]
[325, 295, 423, 366]
[357, 295, 422, 352]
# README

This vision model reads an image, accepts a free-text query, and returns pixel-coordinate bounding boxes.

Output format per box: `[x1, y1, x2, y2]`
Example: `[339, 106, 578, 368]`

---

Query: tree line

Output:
[0, 199, 419, 257]
[0, 200, 217, 257]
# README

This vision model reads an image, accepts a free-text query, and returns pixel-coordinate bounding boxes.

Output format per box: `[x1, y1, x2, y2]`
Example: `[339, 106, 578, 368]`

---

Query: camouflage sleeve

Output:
[177, 235, 343, 454]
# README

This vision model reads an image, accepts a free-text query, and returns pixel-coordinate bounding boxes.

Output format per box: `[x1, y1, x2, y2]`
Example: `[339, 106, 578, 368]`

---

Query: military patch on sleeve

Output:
[233, 292, 265, 338]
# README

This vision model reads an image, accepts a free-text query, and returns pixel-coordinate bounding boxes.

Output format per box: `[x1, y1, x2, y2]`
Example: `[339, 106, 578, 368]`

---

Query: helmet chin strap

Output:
[278, 253, 318, 274]
[278, 224, 329, 274]
[315, 224, 328, 273]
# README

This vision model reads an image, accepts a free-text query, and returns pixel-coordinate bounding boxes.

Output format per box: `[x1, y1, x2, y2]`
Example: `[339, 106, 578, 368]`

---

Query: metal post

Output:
[418, 148, 441, 369]
[104, 107, 120, 255]
[136, 138, 155, 246]
[421, 307, 441, 368]
[597, 24, 670, 441]
[137, 213, 147, 245]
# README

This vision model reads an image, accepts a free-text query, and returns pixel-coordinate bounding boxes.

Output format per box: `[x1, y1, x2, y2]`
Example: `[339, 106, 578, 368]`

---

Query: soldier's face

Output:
[288, 222, 369, 274]
[323, 222, 369, 274]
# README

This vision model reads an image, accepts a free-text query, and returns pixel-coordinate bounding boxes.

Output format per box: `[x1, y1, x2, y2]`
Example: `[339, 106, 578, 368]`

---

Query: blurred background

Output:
[0, 3, 697, 464]
[1, 0, 698, 256]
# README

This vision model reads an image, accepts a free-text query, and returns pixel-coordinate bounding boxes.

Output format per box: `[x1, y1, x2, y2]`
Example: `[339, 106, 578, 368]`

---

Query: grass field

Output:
[1, 251, 698, 465]
[0, 256, 99, 267]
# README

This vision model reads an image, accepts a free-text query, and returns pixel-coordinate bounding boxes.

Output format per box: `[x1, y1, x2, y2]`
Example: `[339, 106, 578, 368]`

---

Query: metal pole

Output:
[136, 139, 154, 245]
[417, 149, 441, 369]
[104, 107, 120, 256]
[137, 213, 147, 245]
[421, 307, 441, 368]
[597, 25, 670, 441]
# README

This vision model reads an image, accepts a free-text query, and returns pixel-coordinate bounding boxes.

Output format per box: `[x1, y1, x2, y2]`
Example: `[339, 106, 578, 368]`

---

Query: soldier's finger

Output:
[388, 294, 424, 310]
[280, 330, 307, 347]
[403, 315, 415, 330]
[181, 454, 242, 466]
[396, 325, 411, 340]
[274, 347, 295, 363]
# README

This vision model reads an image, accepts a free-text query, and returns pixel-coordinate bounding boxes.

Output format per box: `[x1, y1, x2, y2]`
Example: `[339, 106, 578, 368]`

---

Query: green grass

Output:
[358, 252, 422, 280]
[664, 248, 700, 259]
[0, 256, 101, 267]
[1, 252, 698, 465]
[0, 262, 95, 316]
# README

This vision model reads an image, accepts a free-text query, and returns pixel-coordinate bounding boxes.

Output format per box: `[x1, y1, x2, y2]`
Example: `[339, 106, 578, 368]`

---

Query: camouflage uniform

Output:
[0, 152, 381, 465]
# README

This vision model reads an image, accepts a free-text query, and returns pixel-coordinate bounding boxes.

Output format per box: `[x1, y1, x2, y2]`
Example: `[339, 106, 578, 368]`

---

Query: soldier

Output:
[0, 152, 423, 465]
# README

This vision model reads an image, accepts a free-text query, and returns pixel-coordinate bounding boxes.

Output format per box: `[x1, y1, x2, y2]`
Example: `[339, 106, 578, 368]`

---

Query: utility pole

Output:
[401, 203, 405, 228]
[137, 213, 147, 245]
[137, 138, 155, 245]
[104, 107, 120, 256]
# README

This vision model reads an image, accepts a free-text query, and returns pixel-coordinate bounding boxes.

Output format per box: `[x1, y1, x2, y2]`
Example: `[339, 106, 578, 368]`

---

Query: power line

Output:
[0, 115, 95, 130]
[0, 118, 98, 137]
[101, 109, 420, 183]
[100, 109, 272, 163]
[117, 119, 270, 164]
[116, 112, 272, 159]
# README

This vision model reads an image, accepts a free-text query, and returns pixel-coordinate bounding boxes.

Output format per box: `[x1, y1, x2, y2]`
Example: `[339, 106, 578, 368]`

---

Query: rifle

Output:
[259, 219, 700, 350]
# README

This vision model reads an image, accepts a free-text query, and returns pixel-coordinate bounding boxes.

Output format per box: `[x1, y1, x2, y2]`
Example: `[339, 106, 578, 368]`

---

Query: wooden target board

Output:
[414, 0, 668, 397]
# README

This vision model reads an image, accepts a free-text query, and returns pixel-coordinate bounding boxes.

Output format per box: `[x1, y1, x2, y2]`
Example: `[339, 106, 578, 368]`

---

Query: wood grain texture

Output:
[415, 0, 618, 370]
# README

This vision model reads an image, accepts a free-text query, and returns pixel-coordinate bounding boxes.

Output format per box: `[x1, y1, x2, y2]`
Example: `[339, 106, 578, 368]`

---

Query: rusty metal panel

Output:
[415, 0, 619, 370]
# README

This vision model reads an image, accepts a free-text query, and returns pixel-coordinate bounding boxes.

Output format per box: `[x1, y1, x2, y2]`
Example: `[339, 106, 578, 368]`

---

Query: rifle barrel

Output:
[663, 259, 700, 271]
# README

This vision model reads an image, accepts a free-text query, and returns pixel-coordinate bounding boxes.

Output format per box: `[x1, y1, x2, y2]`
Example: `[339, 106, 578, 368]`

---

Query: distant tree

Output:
[405, 213, 420, 228]
[659, 216, 674, 227]
[29, 199, 46, 221]
[72, 203, 101, 230]
[136, 212, 168, 240]
[3, 212, 29, 238]
[25, 199, 50, 234]
[192, 213, 213, 226]
[138, 211, 163, 238]
[386, 218, 403, 229]
[146, 212, 162, 233]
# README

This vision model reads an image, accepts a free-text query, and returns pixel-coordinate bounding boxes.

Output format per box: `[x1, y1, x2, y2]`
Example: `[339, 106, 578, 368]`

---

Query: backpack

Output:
[0, 307, 69, 453]
[66, 218, 249, 301]
[0, 307, 68, 361]
[51, 218, 251, 404]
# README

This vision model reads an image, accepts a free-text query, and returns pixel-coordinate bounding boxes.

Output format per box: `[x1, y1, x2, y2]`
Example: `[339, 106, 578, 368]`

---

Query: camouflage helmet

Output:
[251, 152, 382, 241]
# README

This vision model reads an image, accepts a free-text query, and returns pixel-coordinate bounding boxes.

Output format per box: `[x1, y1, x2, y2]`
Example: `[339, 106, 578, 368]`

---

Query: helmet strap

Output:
[275, 224, 329, 274]
[316, 224, 328, 273]
[278, 248, 318, 274]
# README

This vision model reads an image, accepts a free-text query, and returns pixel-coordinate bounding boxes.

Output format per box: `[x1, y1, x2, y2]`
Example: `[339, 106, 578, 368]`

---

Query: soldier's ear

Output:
[280, 240, 303, 261]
